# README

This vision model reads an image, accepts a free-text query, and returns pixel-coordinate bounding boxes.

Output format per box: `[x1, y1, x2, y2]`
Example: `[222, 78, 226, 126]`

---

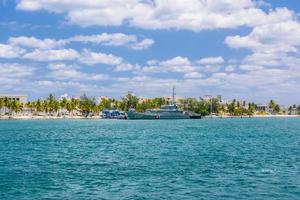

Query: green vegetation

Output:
[0, 93, 299, 117]
[269, 99, 281, 114]
[79, 94, 97, 117]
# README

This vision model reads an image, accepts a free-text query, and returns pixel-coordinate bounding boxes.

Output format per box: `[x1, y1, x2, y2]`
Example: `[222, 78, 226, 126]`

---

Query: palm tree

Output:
[42, 100, 49, 115]
[47, 94, 55, 114]
[0, 98, 4, 117]
[70, 98, 79, 116]
[227, 99, 236, 116]
[60, 97, 68, 110]
[79, 94, 96, 117]
[52, 99, 60, 116]
[26, 101, 35, 115]
[10, 100, 23, 115]
[269, 100, 276, 109]
[274, 104, 280, 113]
[247, 103, 256, 116]
[65, 101, 73, 115]
[3, 97, 10, 115]
[121, 92, 138, 111]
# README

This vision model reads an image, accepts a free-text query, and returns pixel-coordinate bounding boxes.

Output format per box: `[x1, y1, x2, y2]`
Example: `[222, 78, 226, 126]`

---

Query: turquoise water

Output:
[0, 118, 299, 199]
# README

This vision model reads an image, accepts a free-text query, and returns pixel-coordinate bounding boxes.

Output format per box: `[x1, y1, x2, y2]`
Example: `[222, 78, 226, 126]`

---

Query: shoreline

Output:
[0, 115, 102, 120]
[0, 115, 299, 120]
[203, 115, 300, 118]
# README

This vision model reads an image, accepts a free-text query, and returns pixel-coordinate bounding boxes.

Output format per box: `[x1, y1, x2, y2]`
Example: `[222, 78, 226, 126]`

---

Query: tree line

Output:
[1, 93, 300, 117]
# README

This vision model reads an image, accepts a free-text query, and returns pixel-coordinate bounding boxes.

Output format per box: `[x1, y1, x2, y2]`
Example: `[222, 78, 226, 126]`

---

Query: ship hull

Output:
[127, 111, 190, 120]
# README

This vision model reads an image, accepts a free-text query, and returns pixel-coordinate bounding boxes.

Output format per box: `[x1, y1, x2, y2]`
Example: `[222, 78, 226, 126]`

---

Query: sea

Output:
[0, 118, 299, 199]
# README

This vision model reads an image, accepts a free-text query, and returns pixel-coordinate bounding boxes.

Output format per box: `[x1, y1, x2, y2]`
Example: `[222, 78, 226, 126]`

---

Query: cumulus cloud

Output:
[23, 49, 79, 61]
[48, 63, 109, 81]
[4, 33, 154, 52]
[69, 33, 154, 50]
[184, 72, 203, 79]
[35, 80, 100, 93]
[130, 38, 155, 50]
[8, 36, 66, 49]
[0, 63, 35, 78]
[223, 6, 300, 91]
[0, 44, 26, 58]
[224, 65, 235, 72]
[78, 49, 123, 66]
[0, 63, 35, 89]
[197, 56, 224, 65]
[16, 0, 288, 31]
[225, 16, 300, 54]
[139, 56, 230, 75]
[240, 64, 264, 71]
[141, 56, 196, 73]
[114, 63, 140, 72]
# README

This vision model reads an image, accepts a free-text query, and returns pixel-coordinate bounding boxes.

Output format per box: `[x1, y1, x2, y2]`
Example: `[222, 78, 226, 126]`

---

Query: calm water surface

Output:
[0, 118, 299, 199]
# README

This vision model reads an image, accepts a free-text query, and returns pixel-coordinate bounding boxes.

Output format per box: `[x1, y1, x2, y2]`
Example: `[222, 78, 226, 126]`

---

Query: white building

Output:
[0, 94, 28, 104]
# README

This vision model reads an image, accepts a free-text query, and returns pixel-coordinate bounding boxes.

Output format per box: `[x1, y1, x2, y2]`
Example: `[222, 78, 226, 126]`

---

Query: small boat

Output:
[101, 109, 127, 119]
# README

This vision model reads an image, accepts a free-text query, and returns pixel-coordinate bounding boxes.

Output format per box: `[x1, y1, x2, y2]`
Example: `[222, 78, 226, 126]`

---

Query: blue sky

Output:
[0, 0, 300, 105]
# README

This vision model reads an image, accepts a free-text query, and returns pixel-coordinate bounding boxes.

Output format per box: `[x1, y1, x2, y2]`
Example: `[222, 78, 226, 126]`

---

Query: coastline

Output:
[0, 115, 102, 120]
[1, 115, 299, 120]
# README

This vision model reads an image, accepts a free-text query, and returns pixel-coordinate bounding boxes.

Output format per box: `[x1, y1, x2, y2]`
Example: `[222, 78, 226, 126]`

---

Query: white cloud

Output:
[0, 63, 34, 78]
[141, 56, 196, 73]
[139, 56, 229, 74]
[23, 49, 79, 61]
[78, 49, 123, 66]
[48, 63, 77, 70]
[223, 7, 300, 97]
[184, 72, 203, 79]
[3, 33, 154, 54]
[240, 64, 264, 71]
[0, 44, 26, 58]
[48, 63, 109, 81]
[36, 80, 97, 91]
[225, 20, 300, 54]
[16, 0, 290, 31]
[202, 65, 221, 73]
[114, 63, 140, 72]
[224, 65, 235, 72]
[0, 63, 35, 89]
[69, 33, 154, 50]
[160, 56, 191, 66]
[224, 8, 300, 67]
[130, 38, 155, 50]
[8, 36, 66, 49]
[197, 56, 224, 65]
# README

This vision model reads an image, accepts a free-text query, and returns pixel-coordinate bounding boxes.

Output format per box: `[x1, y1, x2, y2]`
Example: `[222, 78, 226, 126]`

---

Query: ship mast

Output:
[172, 86, 176, 105]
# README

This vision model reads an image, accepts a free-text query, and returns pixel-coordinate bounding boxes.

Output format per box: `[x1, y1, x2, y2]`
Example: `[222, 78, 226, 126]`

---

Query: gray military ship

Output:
[127, 88, 195, 120]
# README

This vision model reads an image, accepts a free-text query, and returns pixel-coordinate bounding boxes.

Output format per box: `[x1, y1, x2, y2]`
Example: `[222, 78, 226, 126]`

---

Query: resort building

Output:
[0, 94, 28, 104]
[98, 96, 109, 102]
[289, 107, 298, 115]
[201, 95, 222, 102]
[256, 104, 271, 113]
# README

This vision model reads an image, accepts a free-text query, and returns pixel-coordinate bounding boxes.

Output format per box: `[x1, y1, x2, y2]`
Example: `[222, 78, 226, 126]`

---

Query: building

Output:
[288, 107, 298, 115]
[98, 96, 109, 103]
[0, 94, 28, 104]
[201, 95, 222, 102]
[256, 104, 271, 113]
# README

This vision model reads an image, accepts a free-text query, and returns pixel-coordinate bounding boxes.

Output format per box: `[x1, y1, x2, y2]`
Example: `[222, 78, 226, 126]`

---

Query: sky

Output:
[0, 0, 300, 105]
